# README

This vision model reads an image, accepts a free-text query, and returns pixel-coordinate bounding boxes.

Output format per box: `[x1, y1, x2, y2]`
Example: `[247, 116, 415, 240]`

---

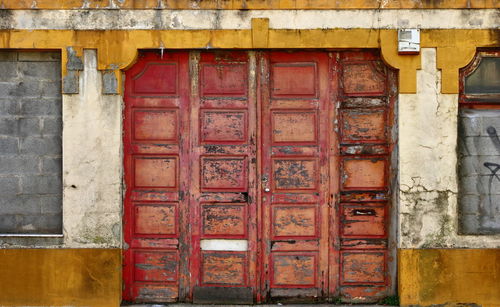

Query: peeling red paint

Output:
[123, 50, 396, 303]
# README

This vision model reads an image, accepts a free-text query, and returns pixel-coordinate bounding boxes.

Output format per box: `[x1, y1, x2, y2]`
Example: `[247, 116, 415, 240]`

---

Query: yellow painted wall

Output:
[399, 249, 500, 307]
[0, 249, 121, 307]
[0, 29, 498, 94]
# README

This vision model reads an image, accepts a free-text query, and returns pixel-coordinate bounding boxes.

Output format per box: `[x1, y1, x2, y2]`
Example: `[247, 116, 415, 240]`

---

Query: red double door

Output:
[123, 50, 395, 303]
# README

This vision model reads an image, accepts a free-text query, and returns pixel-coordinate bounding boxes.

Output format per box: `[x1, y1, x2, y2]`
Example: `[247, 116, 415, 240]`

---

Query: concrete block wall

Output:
[0, 51, 62, 234]
[458, 109, 500, 234]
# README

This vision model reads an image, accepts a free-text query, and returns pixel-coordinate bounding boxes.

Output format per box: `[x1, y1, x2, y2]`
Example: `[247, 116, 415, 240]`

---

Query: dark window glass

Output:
[465, 57, 500, 95]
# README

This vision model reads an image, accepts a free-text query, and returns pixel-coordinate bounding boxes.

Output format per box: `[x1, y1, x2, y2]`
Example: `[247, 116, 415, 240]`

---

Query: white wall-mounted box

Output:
[398, 29, 420, 54]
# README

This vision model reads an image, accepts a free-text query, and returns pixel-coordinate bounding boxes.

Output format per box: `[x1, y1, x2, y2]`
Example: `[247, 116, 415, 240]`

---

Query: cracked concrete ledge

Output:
[0, 9, 499, 30]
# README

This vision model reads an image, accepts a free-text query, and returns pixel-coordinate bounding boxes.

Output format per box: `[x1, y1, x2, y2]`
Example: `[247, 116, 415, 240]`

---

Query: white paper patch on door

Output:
[200, 239, 248, 251]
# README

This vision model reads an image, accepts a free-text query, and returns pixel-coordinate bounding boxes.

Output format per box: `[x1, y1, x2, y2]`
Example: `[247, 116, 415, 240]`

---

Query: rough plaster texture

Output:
[0, 51, 62, 234]
[0, 9, 498, 30]
[399, 48, 500, 248]
[61, 50, 122, 248]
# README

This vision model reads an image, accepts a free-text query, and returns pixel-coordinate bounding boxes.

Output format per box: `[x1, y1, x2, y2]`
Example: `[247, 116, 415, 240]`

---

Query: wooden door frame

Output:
[122, 49, 398, 304]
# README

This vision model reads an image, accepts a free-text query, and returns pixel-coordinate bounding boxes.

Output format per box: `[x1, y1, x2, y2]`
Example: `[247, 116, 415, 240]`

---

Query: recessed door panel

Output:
[124, 52, 190, 303]
[260, 51, 331, 300]
[189, 51, 258, 303]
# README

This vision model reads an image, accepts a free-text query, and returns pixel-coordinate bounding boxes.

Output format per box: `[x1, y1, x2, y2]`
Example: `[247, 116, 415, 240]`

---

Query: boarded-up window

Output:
[458, 51, 500, 235]
[0, 51, 62, 234]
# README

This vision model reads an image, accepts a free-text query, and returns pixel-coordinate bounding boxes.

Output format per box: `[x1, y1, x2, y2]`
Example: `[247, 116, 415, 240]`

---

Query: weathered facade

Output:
[0, 1, 499, 306]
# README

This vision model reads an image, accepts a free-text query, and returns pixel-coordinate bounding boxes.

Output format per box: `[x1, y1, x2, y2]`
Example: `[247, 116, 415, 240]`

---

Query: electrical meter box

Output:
[398, 29, 420, 54]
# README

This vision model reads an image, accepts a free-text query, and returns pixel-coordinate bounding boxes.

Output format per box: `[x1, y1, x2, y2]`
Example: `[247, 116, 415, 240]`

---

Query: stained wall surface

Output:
[0, 2, 499, 306]
[399, 48, 500, 249]
[398, 48, 500, 306]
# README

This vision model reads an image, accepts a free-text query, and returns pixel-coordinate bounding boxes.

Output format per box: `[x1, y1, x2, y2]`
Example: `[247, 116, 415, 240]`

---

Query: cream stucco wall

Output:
[399, 48, 500, 248]
[62, 50, 122, 248]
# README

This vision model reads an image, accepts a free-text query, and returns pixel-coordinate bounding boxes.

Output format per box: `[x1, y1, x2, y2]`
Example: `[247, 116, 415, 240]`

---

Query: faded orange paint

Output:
[0, 249, 121, 307]
[399, 249, 500, 307]
[0, 29, 498, 94]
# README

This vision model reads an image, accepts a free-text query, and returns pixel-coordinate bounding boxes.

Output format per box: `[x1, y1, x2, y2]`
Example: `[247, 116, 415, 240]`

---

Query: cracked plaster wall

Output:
[0, 9, 498, 30]
[61, 49, 122, 248]
[399, 48, 500, 249]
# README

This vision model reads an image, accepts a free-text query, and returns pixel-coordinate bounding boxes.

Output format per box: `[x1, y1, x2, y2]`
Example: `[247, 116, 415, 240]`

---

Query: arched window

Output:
[458, 50, 500, 235]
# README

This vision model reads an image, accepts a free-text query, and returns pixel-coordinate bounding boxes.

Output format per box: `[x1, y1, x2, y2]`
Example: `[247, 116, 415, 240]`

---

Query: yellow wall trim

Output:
[1, 0, 499, 10]
[399, 249, 500, 307]
[0, 28, 498, 94]
[0, 249, 121, 306]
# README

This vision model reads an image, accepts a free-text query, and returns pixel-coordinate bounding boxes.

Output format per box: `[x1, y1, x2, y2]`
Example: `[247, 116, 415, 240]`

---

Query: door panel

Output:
[336, 51, 396, 302]
[123, 52, 190, 302]
[189, 51, 258, 303]
[260, 52, 331, 300]
[123, 50, 395, 304]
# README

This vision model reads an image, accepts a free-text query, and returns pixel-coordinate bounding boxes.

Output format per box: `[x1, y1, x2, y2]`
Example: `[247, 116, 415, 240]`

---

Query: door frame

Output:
[122, 49, 398, 304]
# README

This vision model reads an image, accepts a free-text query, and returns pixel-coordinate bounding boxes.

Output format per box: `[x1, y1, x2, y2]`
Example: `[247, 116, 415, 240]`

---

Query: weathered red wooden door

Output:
[123, 50, 395, 304]
[188, 51, 258, 303]
[259, 51, 332, 300]
[123, 52, 191, 302]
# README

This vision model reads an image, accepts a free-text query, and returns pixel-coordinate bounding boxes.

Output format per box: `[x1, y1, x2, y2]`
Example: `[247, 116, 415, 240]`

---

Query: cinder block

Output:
[458, 116, 482, 137]
[21, 175, 61, 195]
[21, 98, 61, 116]
[15, 214, 62, 233]
[12, 214, 41, 233]
[0, 177, 20, 195]
[0, 215, 18, 233]
[0, 62, 18, 81]
[18, 62, 60, 80]
[458, 194, 480, 215]
[40, 195, 62, 214]
[0, 156, 39, 174]
[0, 137, 19, 154]
[41, 157, 62, 174]
[4, 81, 41, 98]
[0, 82, 16, 97]
[461, 136, 500, 156]
[40, 81, 62, 98]
[42, 117, 61, 135]
[0, 196, 41, 215]
[0, 99, 19, 115]
[37, 214, 63, 233]
[459, 155, 500, 176]
[20, 136, 61, 155]
[459, 213, 480, 234]
[18, 117, 42, 136]
[18, 52, 61, 62]
[0, 117, 18, 136]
